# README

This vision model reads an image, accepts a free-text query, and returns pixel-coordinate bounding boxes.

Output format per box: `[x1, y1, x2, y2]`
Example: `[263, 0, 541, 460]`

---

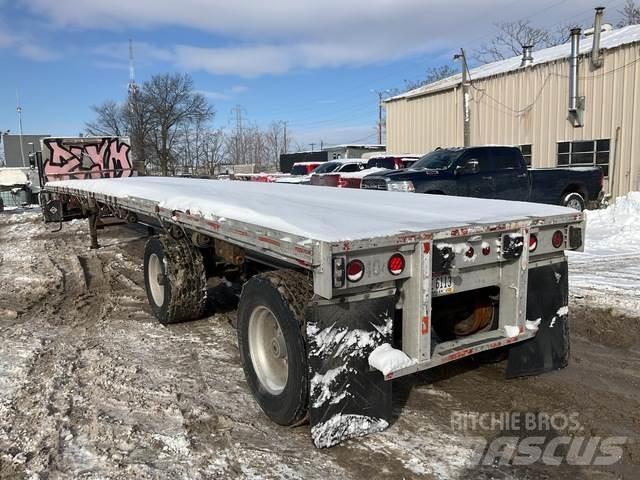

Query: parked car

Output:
[366, 155, 421, 170]
[336, 167, 392, 189]
[290, 162, 322, 175]
[275, 161, 323, 185]
[362, 145, 604, 211]
[309, 160, 365, 187]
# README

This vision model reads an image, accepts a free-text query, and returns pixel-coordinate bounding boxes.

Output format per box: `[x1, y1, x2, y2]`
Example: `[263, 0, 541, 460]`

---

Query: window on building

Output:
[557, 139, 610, 176]
[519, 144, 532, 166]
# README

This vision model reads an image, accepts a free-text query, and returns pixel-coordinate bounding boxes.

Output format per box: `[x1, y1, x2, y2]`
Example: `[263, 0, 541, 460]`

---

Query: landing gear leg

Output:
[88, 209, 100, 249]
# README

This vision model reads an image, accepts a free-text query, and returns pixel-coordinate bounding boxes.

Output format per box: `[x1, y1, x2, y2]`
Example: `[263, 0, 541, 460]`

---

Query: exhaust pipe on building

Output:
[568, 27, 584, 127]
[520, 45, 533, 67]
[591, 6, 605, 69]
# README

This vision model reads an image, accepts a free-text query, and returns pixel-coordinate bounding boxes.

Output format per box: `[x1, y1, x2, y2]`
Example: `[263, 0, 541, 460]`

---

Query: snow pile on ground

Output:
[569, 192, 640, 314]
[583, 192, 640, 256]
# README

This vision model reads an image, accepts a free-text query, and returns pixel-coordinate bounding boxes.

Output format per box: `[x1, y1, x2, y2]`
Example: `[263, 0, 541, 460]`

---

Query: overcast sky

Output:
[0, 0, 627, 147]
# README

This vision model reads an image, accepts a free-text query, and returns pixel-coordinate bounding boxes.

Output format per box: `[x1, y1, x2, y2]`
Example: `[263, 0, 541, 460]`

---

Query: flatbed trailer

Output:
[45, 176, 585, 448]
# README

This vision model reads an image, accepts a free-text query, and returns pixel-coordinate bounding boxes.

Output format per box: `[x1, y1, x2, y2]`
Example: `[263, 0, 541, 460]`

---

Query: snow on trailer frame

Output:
[44, 176, 585, 448]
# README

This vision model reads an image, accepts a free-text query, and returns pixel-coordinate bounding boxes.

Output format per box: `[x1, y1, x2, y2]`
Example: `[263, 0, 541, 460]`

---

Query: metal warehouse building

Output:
[385, 23, 640, 200]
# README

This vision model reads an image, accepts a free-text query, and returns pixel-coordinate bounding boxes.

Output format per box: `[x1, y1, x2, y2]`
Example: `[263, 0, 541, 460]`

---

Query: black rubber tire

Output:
[561, 192, 585, 211]
[237, 269, 313, 426]
[143, 235, 207, 324]
[0, 197, 4, 213]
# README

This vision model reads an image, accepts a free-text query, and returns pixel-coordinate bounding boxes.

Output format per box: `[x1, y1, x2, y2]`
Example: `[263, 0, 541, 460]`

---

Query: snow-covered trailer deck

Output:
[44, 177, 585, 448]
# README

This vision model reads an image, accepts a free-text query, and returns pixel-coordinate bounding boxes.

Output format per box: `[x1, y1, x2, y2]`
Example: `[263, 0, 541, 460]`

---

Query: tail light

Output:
[388, 254, 405, 275]
[346, 260, 365, 282]
[552, 230, 564, 248]
[529, 234, 538, 252]
[482, 244, 491, 256]
[465, 246, 475, 258]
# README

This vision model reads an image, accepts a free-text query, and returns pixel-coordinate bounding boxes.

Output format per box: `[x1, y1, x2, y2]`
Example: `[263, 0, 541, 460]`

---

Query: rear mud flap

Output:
[507, 260, 569, 378]
[306, 295, 394, 448]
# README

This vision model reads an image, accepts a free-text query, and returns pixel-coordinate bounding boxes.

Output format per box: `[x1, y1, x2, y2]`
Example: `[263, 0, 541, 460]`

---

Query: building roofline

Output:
[386, 24, 640, 103]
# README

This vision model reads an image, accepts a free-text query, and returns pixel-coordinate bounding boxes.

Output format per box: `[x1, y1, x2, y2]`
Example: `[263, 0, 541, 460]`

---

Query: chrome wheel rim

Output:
[567, 198, 583, 211]
[248, 306, 288, 395]
[148, 253, 165, 307]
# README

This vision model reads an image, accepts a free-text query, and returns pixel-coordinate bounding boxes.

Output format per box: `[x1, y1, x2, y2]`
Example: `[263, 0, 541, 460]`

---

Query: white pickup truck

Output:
[44, 177, 584, 448]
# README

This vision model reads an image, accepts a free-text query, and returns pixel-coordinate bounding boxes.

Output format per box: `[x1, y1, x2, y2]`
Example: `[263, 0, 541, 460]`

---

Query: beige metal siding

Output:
[386, 43, 640, 199]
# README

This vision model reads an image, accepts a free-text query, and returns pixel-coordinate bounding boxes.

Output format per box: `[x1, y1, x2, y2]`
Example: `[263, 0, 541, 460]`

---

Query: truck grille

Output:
[361, 178, 388, 190]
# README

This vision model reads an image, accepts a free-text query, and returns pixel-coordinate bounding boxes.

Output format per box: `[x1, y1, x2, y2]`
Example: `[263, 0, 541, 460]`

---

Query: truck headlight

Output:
[387, 180, 415, 193]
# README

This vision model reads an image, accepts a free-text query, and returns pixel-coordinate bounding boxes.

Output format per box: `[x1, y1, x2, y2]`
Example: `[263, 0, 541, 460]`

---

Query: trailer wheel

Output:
[561, 192, 585, 211]
[237, 270, 313, 426]
[143, 235, 207, 324]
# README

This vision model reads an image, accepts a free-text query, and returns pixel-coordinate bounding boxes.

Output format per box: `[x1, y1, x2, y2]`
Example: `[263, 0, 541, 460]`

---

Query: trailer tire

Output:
[143, 235, 207, 324]
[237, 270, 313, 426]
[561, 192, 585, 211]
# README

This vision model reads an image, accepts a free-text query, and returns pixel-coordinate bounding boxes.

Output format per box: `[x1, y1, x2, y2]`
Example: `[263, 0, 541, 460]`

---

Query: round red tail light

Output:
[346, 260, 365, 282]
[388, 254, 405, 275]
[529, 234, 538, 252]
[482, 245, 491, 256]
[465, 246, 475, 258]
[552, 230, 564, 248]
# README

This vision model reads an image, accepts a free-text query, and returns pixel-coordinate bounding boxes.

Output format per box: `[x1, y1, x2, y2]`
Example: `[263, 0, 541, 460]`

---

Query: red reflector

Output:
[529, 234, 538, 252]
[552, 230, 564, 248]
[482, 245, 491, 256]
[465, 246, 475, 258]
[346, 260, 364, 282]
[388, 254, 405, 275]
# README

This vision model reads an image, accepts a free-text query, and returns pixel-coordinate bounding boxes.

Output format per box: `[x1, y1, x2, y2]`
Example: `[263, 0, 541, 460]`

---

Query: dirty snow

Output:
[2, 200, 640, 478]
[569, 192, 640, 314]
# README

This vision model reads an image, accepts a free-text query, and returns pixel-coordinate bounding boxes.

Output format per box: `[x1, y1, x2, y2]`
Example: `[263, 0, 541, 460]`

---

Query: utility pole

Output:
[454, 48, 471, 147]
[232, 105, 244, 164]
[320, 140, 323, 150]
[283, 121, 287, 154]
[309, 143, 315, 151]
[377, 91, 383, 145]
[16, 90, 26, 168]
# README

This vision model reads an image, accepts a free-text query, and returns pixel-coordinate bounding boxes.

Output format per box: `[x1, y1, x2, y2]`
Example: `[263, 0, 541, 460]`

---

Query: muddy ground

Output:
[0, 210, 638, 479]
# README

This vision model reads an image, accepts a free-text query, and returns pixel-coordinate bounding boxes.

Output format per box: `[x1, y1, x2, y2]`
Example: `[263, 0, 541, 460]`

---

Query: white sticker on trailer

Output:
[432, 274, 454, 295]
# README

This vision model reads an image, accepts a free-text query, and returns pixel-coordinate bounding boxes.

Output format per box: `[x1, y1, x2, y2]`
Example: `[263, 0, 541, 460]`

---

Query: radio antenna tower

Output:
[128, 39, 138, 97]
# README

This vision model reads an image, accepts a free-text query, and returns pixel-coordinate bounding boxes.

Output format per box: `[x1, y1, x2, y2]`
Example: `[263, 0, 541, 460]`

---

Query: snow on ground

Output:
[568, 192, 640, 314]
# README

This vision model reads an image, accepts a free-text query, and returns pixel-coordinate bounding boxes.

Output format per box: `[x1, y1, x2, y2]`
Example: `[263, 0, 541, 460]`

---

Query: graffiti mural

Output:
[42, 137, 134, 182]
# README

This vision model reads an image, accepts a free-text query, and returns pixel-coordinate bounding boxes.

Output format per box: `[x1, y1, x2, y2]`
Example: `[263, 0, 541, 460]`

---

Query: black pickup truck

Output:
[361, 146, 604, 211]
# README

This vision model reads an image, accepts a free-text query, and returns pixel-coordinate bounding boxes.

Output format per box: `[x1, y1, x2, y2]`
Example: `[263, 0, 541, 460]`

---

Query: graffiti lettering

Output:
[43, 137, 133, 182]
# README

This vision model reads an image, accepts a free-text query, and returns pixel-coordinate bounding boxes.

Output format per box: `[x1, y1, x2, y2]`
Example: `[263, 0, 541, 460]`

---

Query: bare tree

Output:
[618, 0, 640, 26]
[475, 20, 569, 63]
[141, 73, 213, 175]
[264, 121, 290, 169]
[85, 101, 128, 137]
